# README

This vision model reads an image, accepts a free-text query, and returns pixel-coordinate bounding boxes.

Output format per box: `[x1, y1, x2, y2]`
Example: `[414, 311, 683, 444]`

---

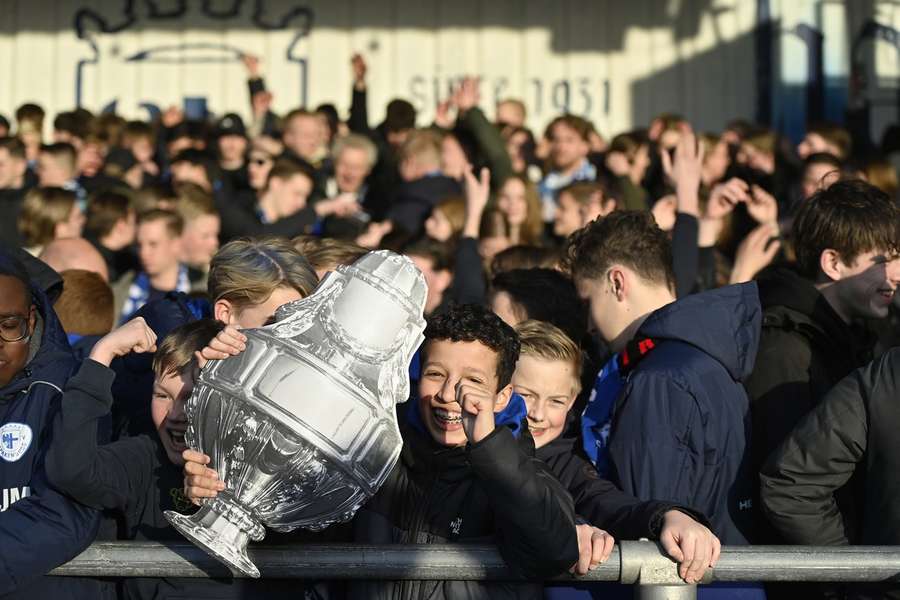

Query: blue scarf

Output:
[121, 266, 190, 323]
[581, 354, 623, 477]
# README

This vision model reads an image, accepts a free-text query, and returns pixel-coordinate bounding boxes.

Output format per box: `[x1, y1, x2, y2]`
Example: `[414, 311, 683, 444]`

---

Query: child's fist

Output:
[90, 317, 158, 366]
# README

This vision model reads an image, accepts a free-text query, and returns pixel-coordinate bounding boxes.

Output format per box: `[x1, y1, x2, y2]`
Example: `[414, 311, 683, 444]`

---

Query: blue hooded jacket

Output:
[0, 284, 101, 597]
[606, 283, 760, 546]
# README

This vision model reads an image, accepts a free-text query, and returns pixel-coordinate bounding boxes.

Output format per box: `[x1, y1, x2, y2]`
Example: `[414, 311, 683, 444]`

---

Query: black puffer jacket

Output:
[349, 421, 579, 600]
[536, 433, 708, 540]
[761, 349, 900, 599]
[744, 267, 874, 543]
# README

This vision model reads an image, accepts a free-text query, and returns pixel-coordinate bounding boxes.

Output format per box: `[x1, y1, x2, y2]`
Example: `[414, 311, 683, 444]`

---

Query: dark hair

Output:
[403, 237, 453, 272]
[803, 152, 842, 171]
[546, 114, 592, 142]
[40, 142, 77, 165]
[153, 318, 225, 378]
[562, 210, 675, 292]
[86, 190, 134, 238]
[53, 111, 90, 139]
[15, 103, 44, 125]
[424, 304, 520, 391]
[490, 245, 560, 275]
[0, 137, 26, 160]
[385, 99, 416, 133]
[792, 179, 900, 279]
[266, 157, 315, 189]
[490, 268, 587, 346]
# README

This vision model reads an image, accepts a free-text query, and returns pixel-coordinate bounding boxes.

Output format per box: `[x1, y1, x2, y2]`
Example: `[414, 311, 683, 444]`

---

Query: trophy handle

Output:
[164, 494, 266, 578]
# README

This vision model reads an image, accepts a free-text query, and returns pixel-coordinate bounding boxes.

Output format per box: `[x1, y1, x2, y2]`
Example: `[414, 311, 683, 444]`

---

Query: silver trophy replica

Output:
[164, 251, 427, 577]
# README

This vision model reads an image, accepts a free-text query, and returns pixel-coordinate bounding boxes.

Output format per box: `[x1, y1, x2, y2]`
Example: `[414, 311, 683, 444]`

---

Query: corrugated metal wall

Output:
[0, 1, 896, 137]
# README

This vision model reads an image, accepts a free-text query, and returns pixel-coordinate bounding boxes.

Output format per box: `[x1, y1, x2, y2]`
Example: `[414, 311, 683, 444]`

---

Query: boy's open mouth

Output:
[433, 407, 463, 430]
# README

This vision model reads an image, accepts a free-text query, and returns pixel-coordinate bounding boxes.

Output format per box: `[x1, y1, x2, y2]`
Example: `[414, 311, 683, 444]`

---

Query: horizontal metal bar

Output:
[48, 542, 900, 584]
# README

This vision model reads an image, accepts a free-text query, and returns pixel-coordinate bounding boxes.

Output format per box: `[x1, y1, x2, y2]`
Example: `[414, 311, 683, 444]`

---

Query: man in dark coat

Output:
[0, 137, 29, 247]
[762, 348, 900, 600]
[745, 179, 900, 540]
[565, 211, 765, 600]
[0, 250, 102, 598]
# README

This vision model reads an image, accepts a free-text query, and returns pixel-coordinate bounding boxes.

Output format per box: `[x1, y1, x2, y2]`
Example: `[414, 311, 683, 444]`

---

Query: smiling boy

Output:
[185, 304, 580, 599]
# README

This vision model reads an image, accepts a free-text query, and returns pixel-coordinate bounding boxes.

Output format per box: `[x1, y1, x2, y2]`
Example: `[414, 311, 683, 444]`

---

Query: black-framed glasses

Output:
[0, 316, 29, 343]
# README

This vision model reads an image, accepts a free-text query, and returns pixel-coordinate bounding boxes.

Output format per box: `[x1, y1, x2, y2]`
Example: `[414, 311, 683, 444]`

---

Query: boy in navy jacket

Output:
[0, 250, 101, 598]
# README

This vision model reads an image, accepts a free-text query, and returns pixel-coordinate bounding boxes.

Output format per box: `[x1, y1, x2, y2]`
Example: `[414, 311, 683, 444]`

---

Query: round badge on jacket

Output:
[0, 423, 33, 462]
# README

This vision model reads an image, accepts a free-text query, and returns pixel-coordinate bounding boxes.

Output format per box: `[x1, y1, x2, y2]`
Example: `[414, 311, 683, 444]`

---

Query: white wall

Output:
[0, 0, 766, 137]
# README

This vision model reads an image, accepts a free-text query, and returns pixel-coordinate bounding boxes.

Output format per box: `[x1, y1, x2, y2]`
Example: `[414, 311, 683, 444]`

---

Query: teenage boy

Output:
[46, 318, 301, 599]
[513, 319, 720, 588]
[185, 304, 580, 599]
[564, 210, 760, 547]
[0, 250, 101, 598]
[745, 180, 900, 538]
[118, 209, 200, 321]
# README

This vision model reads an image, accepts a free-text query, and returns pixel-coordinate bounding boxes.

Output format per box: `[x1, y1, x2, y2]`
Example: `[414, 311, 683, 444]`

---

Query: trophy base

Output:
[164, 498, 266, 578]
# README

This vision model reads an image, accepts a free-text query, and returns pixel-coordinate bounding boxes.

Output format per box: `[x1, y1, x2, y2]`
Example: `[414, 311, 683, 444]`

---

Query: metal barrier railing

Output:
[49, 542, 900, 600]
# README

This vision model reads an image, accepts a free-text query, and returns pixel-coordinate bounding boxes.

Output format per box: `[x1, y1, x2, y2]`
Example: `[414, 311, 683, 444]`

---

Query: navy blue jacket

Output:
[607, 283, 760, 545]
[0, 286, 101, 597]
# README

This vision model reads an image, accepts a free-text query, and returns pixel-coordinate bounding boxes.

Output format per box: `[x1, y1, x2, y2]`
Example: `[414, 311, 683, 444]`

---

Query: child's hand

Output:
[89, 317, 157, 367]
[457, 381, 497, 444]
[183, 449, 224, 506]
[659, 510, 721, 584]
[195, 326, 247, 367]
[570, 524, 615, 576]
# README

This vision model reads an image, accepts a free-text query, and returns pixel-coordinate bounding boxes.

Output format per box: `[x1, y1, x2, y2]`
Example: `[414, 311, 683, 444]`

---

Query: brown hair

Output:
[433, 196, 467, 239]
[293, 236, 368, 272]
[86, 190, 133, 238]
[0, 137, 26, 160]
[55, 270, 114, 336]
[398, 129, 442, 165]
[546, 115, 592, 142]
[792, 179, 900, 279]
[500, 174, 544, 245]
[864, 159, 899, 199]
[137, 208, 183, 238]
[18, 187, 77, 247]
[265, 157, 315, 190]
[152, 319, 224, 379]
[807, 122, 852, 160]
[515, 319, 583, 394]
[172, 182, 216, 223]
[121, 120, 155, 146]
[490, 245, 560, 274]
[208, 237, 318, 309]
[562, 210, 675, 292]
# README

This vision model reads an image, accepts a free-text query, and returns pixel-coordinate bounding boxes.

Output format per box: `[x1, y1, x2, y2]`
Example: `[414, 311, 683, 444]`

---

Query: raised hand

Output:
[89, 317, 157, 366]
[195, 325, 247, 368]
[660, 125, 704, 217]
[747, 185, 779, 225]
[434, 98, 455, 130]
[462, 166, 491, 238]
[351, 53, 367, 90]
[706, 177, 749, 220]
[183, 449, 224, 506]
[457, 380, 497, 444]
[570, 524, 615, 576]
[730, 223, 781, 284]
[454, 76, 481, 114]
[241, 53, 260, 78]
[659, 510, 721, 584]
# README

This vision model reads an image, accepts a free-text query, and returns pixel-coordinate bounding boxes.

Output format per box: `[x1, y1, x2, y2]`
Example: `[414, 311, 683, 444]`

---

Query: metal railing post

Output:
[619, 540, 698, 600]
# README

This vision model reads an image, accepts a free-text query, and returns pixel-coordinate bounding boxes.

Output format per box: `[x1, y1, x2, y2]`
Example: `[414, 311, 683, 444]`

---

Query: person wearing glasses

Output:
[0, 249, 103, 598]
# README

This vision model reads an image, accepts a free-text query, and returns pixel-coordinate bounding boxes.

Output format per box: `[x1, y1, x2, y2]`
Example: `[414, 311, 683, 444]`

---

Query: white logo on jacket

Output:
[0, 423, 33, 462]
[1, 486, 30, 511]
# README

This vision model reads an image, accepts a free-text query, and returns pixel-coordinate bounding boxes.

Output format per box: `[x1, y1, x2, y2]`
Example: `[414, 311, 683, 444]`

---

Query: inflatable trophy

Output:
[164, 251, 427, 577]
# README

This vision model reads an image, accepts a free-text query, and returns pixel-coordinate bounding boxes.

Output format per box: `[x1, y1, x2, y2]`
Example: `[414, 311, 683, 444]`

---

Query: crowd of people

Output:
[0, 50, 899, 600]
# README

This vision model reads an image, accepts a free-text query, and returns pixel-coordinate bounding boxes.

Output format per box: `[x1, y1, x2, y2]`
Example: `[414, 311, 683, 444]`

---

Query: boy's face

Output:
[512, 355, 577, 449]
[554, 192, 582, 238]
[181, 214, 221, 270]
[152, 366, 195, 466]
[137, 220, 182, 278]
[830, 249, 900, 321]
[418, 339, 508, 447]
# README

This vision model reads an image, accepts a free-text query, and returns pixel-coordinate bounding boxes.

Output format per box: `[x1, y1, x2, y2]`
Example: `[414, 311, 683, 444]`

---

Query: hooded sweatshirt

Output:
[0, 285, 102, 598]
[606, 282, 761, 545]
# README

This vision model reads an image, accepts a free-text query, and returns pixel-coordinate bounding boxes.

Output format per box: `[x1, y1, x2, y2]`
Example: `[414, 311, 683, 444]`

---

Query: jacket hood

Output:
[0, 285, 75, 400]
[637, 282, 761, 381]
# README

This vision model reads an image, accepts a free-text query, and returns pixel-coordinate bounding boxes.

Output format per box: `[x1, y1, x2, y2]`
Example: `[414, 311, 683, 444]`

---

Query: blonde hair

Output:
[515, 319, 582, 394]
[152, 319, 224, 378]
[172, 182, 216, 223]
[208, 237, 318, 310]
[399, 129, 442, 166]
[433, 196, 467, 239]
[18, 187, 77, 247]
[293, 236, 368, 272]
